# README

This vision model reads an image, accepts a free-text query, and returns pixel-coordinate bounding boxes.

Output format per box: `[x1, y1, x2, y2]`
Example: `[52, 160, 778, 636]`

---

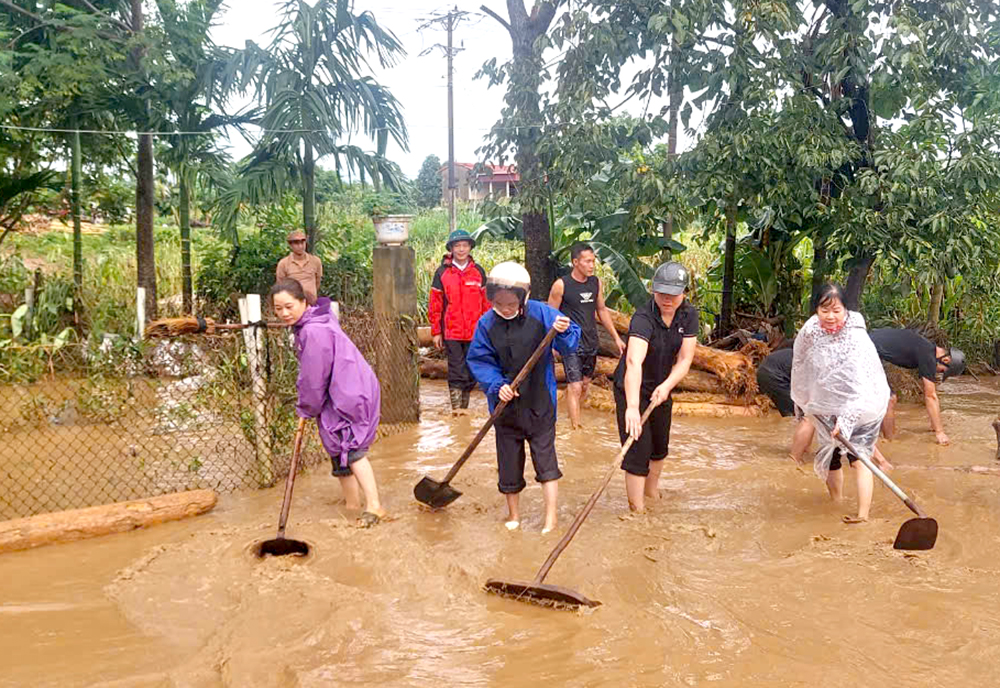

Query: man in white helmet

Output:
[466, 261, 580, 534]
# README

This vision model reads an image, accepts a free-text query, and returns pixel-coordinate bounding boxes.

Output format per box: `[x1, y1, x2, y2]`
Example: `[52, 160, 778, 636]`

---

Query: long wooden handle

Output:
[813, 416, 928, 519]
[276, 417, 308, 538]
[531, 403, 658, 586]
[215, 322, 284, 330]
[440, 327, 559, 485]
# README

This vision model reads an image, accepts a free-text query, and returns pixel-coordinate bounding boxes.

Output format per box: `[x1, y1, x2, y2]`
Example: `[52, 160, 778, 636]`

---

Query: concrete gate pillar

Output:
[372, 245, 420, 428]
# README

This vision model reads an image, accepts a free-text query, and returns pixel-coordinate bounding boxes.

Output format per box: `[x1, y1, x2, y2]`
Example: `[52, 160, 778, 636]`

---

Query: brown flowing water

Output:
[3, 378, 1000, 687]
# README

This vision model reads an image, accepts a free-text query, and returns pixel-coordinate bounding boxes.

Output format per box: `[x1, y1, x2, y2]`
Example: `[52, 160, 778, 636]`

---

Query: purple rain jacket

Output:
[293, 298, 380, 467]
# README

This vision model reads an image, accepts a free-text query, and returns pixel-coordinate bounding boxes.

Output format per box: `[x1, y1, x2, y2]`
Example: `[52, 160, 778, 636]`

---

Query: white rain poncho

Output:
[790, 311, 890, 479]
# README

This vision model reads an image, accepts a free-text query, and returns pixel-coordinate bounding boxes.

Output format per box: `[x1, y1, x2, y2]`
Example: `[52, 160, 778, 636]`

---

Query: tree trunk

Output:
[523, 210, 553, 297]
[135, 131, 157, 320]
[811, 234, 826, 309]
[928, 282, 944, 327]
[303, 141, 317, 253]
[486, 1, 559, 298]
[70, 119, 83, 300]
[720, 203, 737, 335]
[132, 0, 156, 320]
[0, 490, 217, 554]
[843, 254, 873, 311]
[180, 170, 193, 313]
[662, 36, 681, 264]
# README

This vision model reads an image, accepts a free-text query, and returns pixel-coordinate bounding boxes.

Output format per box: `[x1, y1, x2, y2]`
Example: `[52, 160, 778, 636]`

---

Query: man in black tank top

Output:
[548, 242, 626, 429]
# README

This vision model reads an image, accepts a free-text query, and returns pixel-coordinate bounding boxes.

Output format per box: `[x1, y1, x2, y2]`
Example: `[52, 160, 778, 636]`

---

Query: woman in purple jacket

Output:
[270, 279, 386, 526]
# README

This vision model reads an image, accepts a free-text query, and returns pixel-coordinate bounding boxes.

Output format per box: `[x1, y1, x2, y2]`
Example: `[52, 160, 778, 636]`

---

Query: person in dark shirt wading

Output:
[869, 328, 965, 445]
[467, 262, 580, 533]
[428, 229, 491, 415]
[547, 242, 626, 430]
[614, 262, 698, 512]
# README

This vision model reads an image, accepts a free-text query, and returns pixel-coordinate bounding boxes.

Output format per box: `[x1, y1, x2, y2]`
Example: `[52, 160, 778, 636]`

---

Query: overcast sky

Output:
[210, 1, 698, 180]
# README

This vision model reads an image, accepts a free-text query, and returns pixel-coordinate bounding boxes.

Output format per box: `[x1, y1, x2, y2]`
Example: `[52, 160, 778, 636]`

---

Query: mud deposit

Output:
[3, 379, 1000, 687]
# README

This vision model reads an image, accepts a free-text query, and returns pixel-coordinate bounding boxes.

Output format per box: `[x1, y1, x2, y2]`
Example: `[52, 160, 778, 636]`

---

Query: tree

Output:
[3, 0, 130, 296]
[150, 0, 254, 313]
[479, 0, 562, 298]
[554, 0, 1000, 318]
[415, 154, 442, 208]
[219, 0, 408, 251]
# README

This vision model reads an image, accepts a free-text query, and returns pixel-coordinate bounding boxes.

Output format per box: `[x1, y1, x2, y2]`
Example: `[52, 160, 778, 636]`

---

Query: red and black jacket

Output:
[429, 254, 490, 342]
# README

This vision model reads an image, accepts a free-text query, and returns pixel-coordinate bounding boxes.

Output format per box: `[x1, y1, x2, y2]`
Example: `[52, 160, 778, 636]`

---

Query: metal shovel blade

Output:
[255, 537, 310, 558]
[893, 517, 938, 551]
[413, 476, 462, 509]
[484, 578, 601, 610]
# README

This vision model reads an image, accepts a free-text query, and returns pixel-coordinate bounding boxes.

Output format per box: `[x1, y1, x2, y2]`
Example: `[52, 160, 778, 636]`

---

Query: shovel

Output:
[414, 326, 559, 509]
[484, 403, 657, 609]
[256, 417, 311, 557]
[815, 416, 938, 551]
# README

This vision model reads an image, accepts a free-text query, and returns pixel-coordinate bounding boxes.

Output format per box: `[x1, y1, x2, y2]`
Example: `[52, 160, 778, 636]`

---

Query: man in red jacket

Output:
[428, 229, 491, 414]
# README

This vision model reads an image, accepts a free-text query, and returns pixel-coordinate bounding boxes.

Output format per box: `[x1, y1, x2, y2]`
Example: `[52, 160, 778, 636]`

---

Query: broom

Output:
[143, 316, 285, 338]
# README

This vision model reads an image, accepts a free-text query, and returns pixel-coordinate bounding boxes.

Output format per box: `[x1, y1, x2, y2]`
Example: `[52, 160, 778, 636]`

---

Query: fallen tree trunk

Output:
[597, 326, 623, 358]
[0, 489, 218, 555]
[420, 357, 449, 379]
[692, 344, 757, 399]
[673, 402, 768, 418]
[421, 322, 625, 359]
[421, 355, 737, 397]
[583, 386, 770, 416]
[677, 369, 729, 394]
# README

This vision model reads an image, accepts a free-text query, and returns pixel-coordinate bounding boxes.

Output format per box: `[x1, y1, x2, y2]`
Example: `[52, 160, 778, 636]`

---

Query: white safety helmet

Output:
[486, 261, 531, 313]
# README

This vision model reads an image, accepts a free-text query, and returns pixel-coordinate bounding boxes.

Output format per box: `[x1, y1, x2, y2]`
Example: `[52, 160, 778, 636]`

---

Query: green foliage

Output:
[415, 155, 443, 208]
[91, 177, 134, 225]
[217, 0, 409, 239]
[361, 190, 414, 217]
[196, 234, 286, 316]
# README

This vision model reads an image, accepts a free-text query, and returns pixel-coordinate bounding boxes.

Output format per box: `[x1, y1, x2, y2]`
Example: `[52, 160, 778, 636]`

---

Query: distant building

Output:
[439, 163, 519, 204]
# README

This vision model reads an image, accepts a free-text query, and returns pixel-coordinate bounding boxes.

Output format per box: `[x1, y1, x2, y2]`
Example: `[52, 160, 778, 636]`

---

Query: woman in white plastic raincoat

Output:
[791, 283, 891, 523]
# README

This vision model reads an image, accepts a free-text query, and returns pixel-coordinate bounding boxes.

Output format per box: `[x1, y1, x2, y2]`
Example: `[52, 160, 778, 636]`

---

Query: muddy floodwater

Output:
[4, 378, 1000, 687]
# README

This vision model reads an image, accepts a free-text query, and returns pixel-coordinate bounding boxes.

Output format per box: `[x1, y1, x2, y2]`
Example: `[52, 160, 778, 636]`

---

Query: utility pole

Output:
[446, 8, 456, 233]
[419, 6, 469, 233]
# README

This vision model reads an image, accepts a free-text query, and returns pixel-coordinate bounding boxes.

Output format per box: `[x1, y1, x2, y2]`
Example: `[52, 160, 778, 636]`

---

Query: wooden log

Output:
[422, 353, 738, 398]
[597, 326, 623, 358]
[674, 392, 752, 405]
[0, 489, 218, 554]
[582, 386, 770, 416]
[677, 369, 728, 394]
[693, 344, 757, 399]
[417, 326, 433, 348]
[673, 402, 768, 418]
[420, 356, 449, 379]
[608, 308, 630, 335]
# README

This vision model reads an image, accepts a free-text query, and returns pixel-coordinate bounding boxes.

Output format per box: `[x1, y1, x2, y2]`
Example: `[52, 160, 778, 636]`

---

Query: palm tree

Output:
[152, 0, 257, 312]
[218, 0, 408, 250]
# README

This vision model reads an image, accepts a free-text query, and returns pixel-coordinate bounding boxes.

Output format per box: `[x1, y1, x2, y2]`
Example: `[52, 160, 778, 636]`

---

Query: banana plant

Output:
[472, 208, 684, 309]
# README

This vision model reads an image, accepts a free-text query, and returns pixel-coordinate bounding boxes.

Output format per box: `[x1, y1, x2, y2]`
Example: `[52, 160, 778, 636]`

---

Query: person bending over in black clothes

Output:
[869, 328, 965, 445]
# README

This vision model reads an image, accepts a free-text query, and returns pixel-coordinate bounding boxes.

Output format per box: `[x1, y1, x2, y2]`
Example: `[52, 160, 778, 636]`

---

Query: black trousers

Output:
[444, 340, 476, 392]
[613, 386, 673, 477]
[494, 404, 562, 493]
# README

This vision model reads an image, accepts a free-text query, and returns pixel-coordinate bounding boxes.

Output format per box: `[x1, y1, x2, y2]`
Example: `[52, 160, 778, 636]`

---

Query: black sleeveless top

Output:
[559, 274, 600, 353]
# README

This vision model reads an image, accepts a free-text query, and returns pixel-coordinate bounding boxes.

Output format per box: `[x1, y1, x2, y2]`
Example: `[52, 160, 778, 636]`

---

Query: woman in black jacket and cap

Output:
[613, 261, 699, 512]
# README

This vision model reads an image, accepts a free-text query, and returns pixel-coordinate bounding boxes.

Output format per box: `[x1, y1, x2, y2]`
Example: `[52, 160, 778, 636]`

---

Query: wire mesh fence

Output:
[0, 306, 420, 520]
